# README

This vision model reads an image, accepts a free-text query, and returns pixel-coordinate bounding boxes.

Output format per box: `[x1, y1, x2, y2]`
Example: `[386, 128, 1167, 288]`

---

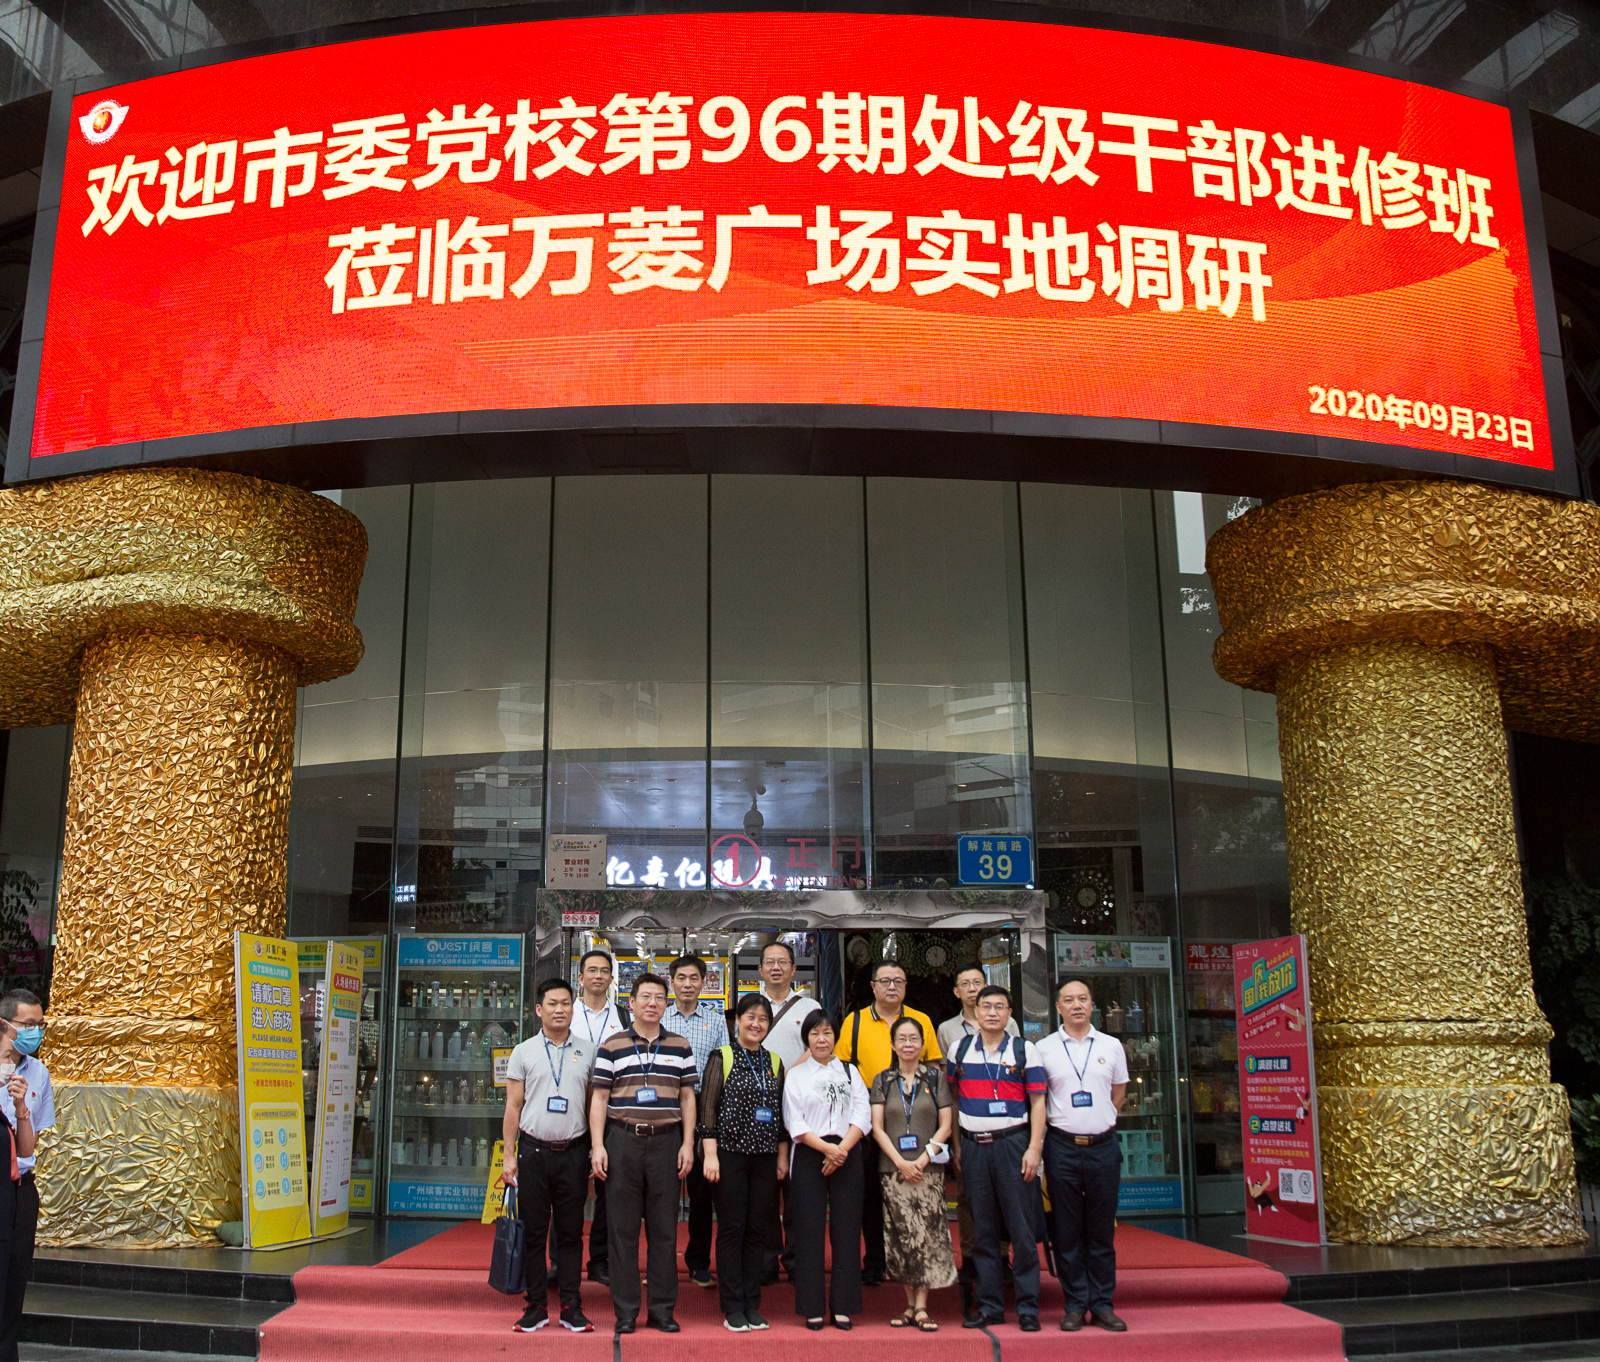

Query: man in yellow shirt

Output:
[839, 961, 941, 1285]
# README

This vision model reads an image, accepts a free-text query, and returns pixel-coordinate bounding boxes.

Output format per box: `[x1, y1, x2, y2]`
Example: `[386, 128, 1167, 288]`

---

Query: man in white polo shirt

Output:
[1037, 978, 1128, 1334]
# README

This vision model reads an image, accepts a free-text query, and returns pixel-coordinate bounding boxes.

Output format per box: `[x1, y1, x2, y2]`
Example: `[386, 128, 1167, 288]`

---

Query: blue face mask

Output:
[11, 1026, 41, 1056]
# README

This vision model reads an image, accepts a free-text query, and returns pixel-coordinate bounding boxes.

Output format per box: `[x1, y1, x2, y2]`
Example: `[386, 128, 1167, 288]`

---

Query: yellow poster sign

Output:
[234, 933, 312, 1248]
[310, 941, 364, 1237]
[481, 1140, 507, 1224]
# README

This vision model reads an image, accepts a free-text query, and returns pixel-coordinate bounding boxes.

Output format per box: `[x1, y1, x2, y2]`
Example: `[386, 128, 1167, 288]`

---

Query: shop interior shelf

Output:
[394, 1103, 504, 1117]
[398, 1007, 522, 1021]
[396, 1057, 497, 1071]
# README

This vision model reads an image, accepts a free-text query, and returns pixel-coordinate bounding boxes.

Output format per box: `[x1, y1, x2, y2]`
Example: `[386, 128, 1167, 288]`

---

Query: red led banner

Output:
[27, 11, 1553, 470]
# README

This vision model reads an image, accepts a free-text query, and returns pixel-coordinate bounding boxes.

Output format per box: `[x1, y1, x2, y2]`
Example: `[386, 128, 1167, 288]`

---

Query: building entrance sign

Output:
[15, 9, 1565, 487]
[1233, 935, 1326, 1245]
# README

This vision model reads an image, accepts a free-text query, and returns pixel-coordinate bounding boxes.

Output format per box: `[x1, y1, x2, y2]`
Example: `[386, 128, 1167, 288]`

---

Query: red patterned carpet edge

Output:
[260, 1222, 1345, 1362]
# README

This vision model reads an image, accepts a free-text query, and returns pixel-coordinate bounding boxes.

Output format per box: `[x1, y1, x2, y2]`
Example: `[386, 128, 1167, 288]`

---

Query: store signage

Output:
[959, 834, 1034, 886]
[309, 941, 364, 1236]
[395, 934, 522, 969]
[1056, 936, 1170, 970]
[232, 932, 313, 1248]
[546, 834, 607, 889]
[1233, 935, 1325, 1245]
[18, 10, 1560, 483]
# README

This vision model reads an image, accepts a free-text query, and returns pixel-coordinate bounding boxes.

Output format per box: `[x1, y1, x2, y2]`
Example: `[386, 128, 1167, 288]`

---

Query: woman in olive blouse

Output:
[700, 992, 788, 1333]
[870, 1014, 956, 1330]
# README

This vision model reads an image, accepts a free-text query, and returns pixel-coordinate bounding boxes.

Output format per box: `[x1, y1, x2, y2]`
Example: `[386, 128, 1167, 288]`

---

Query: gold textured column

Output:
[0, 468, 366, 1246]
[1209, 480, 1597, 1247]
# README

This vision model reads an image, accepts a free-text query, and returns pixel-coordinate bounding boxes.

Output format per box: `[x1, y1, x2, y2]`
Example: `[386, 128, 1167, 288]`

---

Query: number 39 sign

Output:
[958, 835, 1034, 886]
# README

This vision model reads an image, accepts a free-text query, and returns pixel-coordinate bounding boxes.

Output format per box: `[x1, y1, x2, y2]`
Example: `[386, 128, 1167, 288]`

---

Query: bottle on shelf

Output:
[447, 1139, 460, 1168]
[473, 1077, 486, 1104]
[404, 1024, 418, 1059]
[1105, 1001, 1124, 1034]
[391, 1138, 405, 1166]
[457, 1078, 470, 1105]
[403, 1135, 416, 1165]
[1126, 1000, 1145, 1035]
[434, 1025, 446, 1059]
[448, 1025, 463, 1060]
[464, 1027, 478, 1059]
[1090, 1003, 1103, 1029]
[430, 1139, 443, 1166]
[475, 1137, 490, 1168]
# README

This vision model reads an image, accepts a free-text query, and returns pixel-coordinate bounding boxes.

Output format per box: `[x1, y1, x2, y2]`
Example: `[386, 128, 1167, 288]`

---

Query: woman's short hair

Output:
[800, 1009, 840, 1047]
[734, 992, 773, 1023]
[889, 1014, 924, 1045]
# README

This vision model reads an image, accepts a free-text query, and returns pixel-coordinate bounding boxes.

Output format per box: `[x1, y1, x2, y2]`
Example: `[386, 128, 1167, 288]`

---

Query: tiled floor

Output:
[1304, 1283, 1600, 1327]
[1387, 1345, 1600, 1362]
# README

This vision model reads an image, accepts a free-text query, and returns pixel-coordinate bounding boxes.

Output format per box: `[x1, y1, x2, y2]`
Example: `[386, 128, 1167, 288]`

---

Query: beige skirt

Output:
[880, 1166, 958, 1290]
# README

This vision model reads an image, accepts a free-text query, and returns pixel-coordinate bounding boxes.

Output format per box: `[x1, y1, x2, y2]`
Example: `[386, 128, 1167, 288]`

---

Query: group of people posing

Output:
[499, 944, 1127, 1337]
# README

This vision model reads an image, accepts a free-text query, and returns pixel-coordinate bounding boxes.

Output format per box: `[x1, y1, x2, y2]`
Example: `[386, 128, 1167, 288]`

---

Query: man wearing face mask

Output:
[0, 990, 51, 1362]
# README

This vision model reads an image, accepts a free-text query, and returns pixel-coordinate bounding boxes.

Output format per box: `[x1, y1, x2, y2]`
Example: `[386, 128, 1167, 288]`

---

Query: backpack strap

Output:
[850, 1007, 862, 1062]
[718, 1045, 734, 1080]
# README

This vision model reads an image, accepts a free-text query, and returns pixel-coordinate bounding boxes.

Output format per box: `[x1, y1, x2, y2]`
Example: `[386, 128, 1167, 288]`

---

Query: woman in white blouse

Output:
[782, 1010, 871, 1331]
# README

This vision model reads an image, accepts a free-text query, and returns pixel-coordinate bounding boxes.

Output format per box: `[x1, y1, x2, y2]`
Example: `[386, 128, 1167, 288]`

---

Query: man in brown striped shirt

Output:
[588, 974, 697, 1334]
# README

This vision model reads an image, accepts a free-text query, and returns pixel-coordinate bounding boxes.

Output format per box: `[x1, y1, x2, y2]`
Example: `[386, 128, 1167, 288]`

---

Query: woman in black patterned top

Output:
[700, 992, 788, 1333]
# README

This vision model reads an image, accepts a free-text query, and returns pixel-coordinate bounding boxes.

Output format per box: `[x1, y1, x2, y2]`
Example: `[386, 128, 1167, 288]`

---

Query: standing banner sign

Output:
[234, 933, 312, 1248]
[1232, 936, 1326, 1245]
[309, 941, 364, 1237]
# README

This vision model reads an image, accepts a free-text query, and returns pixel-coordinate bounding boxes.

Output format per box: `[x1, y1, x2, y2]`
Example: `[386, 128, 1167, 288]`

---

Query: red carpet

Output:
[261, 1220, 1344, 1361]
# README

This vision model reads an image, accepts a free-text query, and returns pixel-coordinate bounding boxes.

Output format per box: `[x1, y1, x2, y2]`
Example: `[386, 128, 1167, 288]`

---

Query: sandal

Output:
[914, 1310, 938, 1332]
[890, 1310, 917, 1329]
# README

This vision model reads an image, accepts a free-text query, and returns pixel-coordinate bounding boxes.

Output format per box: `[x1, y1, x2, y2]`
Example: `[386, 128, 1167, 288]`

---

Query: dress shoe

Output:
[962, 1315, 1004, 1330]
[588, 1265, 610, 1285]
[614, 1319, 636, 1335]
[1089, 1310, 1128, 1332]
[648, 1316, 681, 1333]
[805, 1318, 826, 1331]
[1019, 1316, 1041, 1332]
[832, 1314, 853, 1330]
[1060, 1313, 1085, 1332]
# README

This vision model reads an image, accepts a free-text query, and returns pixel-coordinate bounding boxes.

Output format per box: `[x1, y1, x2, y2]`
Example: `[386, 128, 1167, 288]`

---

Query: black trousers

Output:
[713, 1149, 777, 1315]
[589, 1174, 609, 1270]
[0, 1172, 27, 1362]
[790, 1140, 863, 1319]
[762, 1174, 795, 1279]
[518, 1137, 590, 1309]
[859, 1140, 885, 1277]
[685, 1139, 715, 1273]
[604, 1125, 682, 1324]
[964, 1127, 1041, 1321]
[1044, 1131, 1120, 1315]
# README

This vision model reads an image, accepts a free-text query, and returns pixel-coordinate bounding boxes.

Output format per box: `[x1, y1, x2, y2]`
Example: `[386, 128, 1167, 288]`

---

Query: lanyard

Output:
[739, 1045, 771, 1104]
[542, 1036, 568, 1089]
[978, 1038, 1010, 1101]
[895, 1070, 920, 1127]
[1062, 1031, 1095, 1089]
[580, 1004, 611, 1046]
[628, 1029, 664, 1079]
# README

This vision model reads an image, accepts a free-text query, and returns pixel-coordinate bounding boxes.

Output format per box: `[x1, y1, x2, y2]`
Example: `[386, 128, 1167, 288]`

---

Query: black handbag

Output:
[488, 1185, 526, 1295]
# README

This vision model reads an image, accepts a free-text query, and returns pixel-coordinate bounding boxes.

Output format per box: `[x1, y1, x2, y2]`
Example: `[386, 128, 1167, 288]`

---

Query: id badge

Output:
[753, 1107, 775, 1124]
[1072, 1091, 1094, 1108]
[636, 1088, 659, 1104]
[547, 1095, 569, 1114]
[897, 1133, 920, 1152]
[988, 1100, 1009, 1115]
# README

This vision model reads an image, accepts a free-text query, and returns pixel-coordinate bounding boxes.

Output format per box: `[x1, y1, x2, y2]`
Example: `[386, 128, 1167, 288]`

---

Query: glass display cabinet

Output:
[1050, 935, 1184, 1215]
[387, 933, 525, 1217]
[1184, 940, 1244, 1213]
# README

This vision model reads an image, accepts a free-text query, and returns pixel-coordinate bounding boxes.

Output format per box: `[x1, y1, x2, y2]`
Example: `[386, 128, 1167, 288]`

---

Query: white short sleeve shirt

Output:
[1037, 1026, 1128, 1135]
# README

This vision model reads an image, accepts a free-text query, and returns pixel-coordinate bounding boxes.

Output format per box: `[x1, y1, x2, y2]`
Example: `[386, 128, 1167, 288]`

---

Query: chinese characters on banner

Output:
[233, 933, 313, 1249]
[309, 941, 364, 1236]
[33, 12, 1550, 470]
[1233, 936, 1326, 1245]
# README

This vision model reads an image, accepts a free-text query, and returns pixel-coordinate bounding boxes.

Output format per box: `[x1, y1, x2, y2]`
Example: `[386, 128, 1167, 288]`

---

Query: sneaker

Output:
[513, 1306, 549, 1333]
[690, 1268, 716, 1288]
[559, 1306, 594, 1333]
[724, 1313, 751, 1332]
[745, 1310, 770, 1330]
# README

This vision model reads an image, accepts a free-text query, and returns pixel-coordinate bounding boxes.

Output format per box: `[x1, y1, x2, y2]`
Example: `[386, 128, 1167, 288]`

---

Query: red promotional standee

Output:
[32, 12, 1550, 467]
[1233, 936, 1326, 1245]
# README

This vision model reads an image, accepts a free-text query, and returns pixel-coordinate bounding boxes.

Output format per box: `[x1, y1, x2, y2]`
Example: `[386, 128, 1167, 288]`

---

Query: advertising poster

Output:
[309, 941, 364, 1236]
[1233, 935, 1326, 1245]
[234, 933, 312, 1248]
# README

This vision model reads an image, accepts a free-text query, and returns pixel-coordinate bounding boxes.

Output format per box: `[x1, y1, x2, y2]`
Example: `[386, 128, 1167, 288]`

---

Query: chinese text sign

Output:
[31, 12, 1551, 473]
[1233, 936, 1325, 1245]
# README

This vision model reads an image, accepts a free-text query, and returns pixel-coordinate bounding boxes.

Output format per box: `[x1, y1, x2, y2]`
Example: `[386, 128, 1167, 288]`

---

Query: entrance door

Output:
[837, 927, 1022, 1042]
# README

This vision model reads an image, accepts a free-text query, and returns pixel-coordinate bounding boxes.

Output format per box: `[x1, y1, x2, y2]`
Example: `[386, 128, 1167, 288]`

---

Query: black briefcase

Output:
[488, 1186, 526, 1295]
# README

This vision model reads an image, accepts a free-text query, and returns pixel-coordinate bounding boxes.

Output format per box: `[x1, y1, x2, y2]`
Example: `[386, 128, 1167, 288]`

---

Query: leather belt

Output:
[1048, 1127, 1117, 1147]
[519, 1134, 589, 1153]
[610, 1120, 679, 1138]
[967, 1124, 1029, 1145]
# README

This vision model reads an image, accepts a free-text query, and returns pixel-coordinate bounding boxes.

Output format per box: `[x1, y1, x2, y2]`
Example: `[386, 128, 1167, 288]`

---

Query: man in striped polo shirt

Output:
[588, 974, 698, 1335]
[946, 985, 1047, 1334]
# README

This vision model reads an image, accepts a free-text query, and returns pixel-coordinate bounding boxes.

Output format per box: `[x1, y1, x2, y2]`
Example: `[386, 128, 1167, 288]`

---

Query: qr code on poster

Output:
[1277, 1167, 1316, 1204]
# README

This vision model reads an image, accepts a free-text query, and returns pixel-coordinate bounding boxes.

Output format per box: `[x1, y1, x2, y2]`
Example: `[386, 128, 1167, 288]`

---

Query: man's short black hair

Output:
[631, 972, 669, 1000]
[668, 954, 706, 980]
[870, 960, 907, 984]
[954, 965, 987, 984]
[1055, 977, 1094, 1002]
[976, 984, 1013, 1010]
[535, 977, 574, 1005]
[579, 950, 614, 972]
[0, 990, 41, 1022]
[760, 940, 796, 967]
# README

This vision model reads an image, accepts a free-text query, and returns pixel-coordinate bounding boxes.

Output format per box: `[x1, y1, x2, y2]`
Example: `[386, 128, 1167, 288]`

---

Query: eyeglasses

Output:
[875, 977, 907, 988]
